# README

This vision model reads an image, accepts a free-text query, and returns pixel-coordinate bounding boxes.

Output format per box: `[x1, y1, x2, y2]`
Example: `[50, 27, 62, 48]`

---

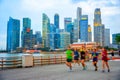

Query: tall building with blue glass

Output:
[7, 17, 20, 52]
[47, 24, 60, 50]
[66, 23, 74, 43]
[54, 33, 60, 49]
[80, 15, 88, 42]
[64, 17, 72, 31]
[21, 18, 34, 49]
[54, 13, 59, 29]
[73, 19, 78, 42]
[47, 24, 56, 49]
[42, 13, 50, 48]
[35, 31, 42, 44]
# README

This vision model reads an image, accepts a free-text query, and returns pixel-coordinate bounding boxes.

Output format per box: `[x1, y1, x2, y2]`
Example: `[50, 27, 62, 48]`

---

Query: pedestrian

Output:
[91, 49, 99, 71]
[80, 48, 87, 70]
[73, 48, 80, 66]
[101, 48, 110, 72]
[119, 49, 120, 56]
[110, 49, 114, 59]
[65, 46, 73, 71]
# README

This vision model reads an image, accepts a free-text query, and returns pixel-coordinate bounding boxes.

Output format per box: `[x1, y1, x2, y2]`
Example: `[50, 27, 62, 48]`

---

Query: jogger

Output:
[65, 46, 73, 71]
[91, 49, 99, 71]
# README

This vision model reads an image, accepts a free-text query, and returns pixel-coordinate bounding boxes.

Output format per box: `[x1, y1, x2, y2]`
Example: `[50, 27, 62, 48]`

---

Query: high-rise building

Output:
[21, 18, 34, 49]
[112, 33, 120, 44]
[35, 31, 42, 44]
[54, 13, 59, 29]
[101, 24, 105, 46]
[42, 13, 50, 48]
[80, 15, 88, 42]
[66, 23, 74, 44]
[94, 8, 104, 46]
[54, 33, 60, 49]
[64, 17, 72, 31]
[50, 24, 56, 33]
[104, 28, 110, 47]
[73, 19, 78, 42]
[47, 33, 55, 50]
[47, 24, 56, 48]
[60, 32, 70, 49]
[77, 7, 82, 39]
[7, 17, 20, 52]
[88, 25, 92, 42]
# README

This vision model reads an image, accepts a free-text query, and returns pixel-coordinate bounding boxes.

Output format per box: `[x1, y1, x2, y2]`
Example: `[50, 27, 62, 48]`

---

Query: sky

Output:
[0, 0, 120, 50]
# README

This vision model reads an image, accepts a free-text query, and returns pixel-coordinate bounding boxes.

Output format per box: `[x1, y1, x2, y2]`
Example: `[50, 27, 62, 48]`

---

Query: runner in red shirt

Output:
[101, 48, 110, 72]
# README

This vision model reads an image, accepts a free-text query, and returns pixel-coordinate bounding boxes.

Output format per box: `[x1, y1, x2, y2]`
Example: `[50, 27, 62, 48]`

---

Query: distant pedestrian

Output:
[101, 48, 110, 72]
[119, 49, 120, 56]
[80, 49, 87, 70]
[110, 49, 114, 59]
[73, 48, 80, 66]
[91, 49, 99, 71]
[65, 46, 73, 71]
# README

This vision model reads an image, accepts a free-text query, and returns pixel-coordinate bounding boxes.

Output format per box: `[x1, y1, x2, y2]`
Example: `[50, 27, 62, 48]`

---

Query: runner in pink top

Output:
[101, 48, 110, 72]
[102, 49, 108, 61]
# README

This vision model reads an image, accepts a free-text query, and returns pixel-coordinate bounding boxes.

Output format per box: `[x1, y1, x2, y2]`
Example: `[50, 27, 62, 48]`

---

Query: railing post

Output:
[40, 56, 42, 65]
[54, 56, 56, 64]
[33, 56, 34, 66]
[48, 56, 50, 65]
[1, 57, 3, 70]
[61, 56, 62, 63]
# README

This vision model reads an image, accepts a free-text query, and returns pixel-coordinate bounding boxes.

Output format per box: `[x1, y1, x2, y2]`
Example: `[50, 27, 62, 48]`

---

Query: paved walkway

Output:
[0, 60, 120, 80]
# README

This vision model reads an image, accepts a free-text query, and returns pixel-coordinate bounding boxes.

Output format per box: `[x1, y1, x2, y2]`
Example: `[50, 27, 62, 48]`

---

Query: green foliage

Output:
[115, 34, 120, 44]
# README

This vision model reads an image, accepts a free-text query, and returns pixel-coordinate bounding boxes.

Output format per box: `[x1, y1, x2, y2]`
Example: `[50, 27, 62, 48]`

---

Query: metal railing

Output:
[33, 56, 66, 66]
[0, 57, 22, 70]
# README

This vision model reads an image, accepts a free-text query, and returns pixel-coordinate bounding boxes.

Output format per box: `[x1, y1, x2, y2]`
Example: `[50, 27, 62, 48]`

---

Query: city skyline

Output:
[0, 0, 120, 49]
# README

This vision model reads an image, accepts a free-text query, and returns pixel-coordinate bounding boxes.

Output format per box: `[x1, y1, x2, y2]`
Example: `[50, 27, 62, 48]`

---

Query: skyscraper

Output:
[21, 18, 34, 49]
[7, 17, 20, 52]
[104, 28, 110, 47]
[94, 8, 104, 46]
[77, 7, 82, 39]
[35, 31, 42, 44]
[42, 13, 50, 48]
[66, 23, 74, 44]
[47, 24, 56, 49]
[88, 25, 92, 42]
[64, 17, 72, 31]
[54, 13, 59, 29]
[80, 15, 88, 42]
[73, 19, 78, 42]
[101, 24, 105, 46]
[60, 32, 70, 50]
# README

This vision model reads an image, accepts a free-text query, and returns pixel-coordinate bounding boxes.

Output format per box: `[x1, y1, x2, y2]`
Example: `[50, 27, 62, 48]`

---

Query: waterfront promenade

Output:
[0, 60, 120, 80]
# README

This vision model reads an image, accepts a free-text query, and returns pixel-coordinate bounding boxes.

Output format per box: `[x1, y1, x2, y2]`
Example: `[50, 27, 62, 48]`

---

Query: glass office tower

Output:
[7, 17, 20, 52]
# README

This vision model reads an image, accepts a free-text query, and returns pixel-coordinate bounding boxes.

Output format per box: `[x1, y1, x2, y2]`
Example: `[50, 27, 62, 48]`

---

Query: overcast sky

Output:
[0, 0, 120, 49]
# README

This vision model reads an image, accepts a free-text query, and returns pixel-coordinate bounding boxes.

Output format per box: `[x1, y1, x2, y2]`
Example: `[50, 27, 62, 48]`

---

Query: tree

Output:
[115, 34, 120, 48]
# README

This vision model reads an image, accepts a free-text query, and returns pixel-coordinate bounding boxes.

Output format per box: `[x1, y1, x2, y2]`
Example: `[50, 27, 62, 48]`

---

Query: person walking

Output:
[65, 46, 73, 71]
[101, 48, 110, 72]
[91, 49, 99, 71]
[73, 48, 80, 66]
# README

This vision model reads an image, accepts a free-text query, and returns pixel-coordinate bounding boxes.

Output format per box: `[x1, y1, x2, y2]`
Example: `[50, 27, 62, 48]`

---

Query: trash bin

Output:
[22, 54, 33, 67]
